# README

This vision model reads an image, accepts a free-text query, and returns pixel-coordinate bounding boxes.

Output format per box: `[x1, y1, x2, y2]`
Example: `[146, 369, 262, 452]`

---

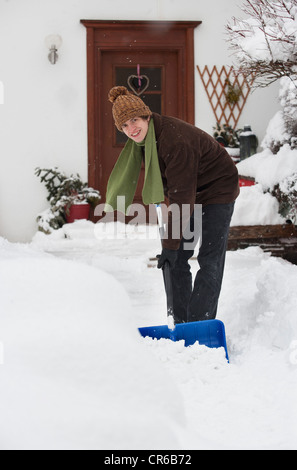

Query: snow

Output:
[231, 184, 285, 226]
[1, 220, 297, 450]
[237, 146, 297, 191]
[261, 110, 290, 151]
[229, 2, 297, 64]
[238, 26, 271, 62]
[235, 112, 297, 225]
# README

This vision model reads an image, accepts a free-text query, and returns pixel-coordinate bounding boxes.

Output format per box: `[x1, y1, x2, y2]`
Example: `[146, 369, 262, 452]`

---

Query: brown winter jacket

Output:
[152, 113, 239, 249]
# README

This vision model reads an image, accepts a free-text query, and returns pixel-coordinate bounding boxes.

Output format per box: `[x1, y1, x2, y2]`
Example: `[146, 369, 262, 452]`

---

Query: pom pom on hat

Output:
[108, 86, 152, 131]
[108, 86, 130, 103]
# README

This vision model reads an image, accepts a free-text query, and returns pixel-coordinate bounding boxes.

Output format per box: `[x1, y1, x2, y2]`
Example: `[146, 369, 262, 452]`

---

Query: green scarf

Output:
[104, 119, 164, 214]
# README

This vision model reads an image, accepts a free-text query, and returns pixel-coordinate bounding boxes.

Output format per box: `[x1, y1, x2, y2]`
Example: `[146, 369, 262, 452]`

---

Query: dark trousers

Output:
[170, 202, 234, 323]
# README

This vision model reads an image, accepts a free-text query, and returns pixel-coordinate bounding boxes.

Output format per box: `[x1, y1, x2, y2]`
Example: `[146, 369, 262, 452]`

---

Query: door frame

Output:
[80, 20, 201, 190]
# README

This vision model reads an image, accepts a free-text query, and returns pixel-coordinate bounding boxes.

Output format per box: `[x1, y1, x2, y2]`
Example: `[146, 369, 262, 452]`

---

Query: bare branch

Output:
[226, 0, 297, 88]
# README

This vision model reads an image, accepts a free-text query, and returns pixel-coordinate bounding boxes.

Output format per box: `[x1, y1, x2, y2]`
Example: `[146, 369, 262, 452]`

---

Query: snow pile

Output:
[261, 110, 290, 152]
[231, 184, 285, 226]
[0, 237, 183, 450]
[237, 146, 297, 191]
[0, 223, 296, 449]
[220, 248, 297, 354]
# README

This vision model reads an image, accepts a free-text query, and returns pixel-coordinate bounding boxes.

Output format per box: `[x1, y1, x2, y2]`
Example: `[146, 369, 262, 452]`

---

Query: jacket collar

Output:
[152, 112, 162, 140]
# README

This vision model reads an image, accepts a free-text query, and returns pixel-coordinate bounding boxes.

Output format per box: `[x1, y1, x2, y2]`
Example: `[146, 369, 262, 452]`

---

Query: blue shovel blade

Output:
[139, 319, 229, 362]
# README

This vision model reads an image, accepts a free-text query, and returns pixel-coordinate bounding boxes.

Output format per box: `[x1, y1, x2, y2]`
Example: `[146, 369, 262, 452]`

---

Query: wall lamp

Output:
[45, 34, 62, 65]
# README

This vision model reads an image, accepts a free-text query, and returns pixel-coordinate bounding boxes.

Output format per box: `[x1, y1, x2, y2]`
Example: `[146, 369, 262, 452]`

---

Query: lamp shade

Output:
[44, 34, 62, 49]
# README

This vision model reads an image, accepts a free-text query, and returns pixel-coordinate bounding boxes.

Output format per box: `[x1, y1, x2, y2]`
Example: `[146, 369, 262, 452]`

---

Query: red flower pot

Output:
[239, 178, 255, 187]
[65, 203, 90, 223]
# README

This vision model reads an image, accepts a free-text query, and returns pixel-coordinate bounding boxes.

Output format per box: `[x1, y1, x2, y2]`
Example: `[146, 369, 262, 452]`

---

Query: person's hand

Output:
[157, 248, 178, 269]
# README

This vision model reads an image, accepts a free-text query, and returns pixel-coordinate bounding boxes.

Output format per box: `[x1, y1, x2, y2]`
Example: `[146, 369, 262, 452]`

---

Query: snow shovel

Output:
[139, 319, 229, 361]
[138, 204, 230, 362]
[155, 204, 174, 320]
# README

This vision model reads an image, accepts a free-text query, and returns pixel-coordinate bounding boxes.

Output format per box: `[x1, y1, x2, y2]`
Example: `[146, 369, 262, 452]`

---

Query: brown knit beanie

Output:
[108, 86, 152, 131]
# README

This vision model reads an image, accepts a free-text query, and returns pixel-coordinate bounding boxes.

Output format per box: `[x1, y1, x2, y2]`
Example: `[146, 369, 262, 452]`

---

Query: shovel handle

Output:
[155, 204, 174, 319]
[156, 204, 165, 240]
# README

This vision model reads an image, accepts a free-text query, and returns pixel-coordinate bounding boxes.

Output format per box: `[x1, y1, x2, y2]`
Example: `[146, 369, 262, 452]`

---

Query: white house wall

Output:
[0, 0, 280, 242]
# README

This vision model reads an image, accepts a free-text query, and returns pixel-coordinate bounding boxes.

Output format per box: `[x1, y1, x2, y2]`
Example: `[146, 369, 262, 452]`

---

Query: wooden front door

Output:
[100, 49, 179, 209]
[81, 20, 201, 217]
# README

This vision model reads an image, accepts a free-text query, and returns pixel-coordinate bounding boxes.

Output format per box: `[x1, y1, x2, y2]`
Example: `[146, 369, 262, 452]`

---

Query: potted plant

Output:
[35, 167, 101, 233]
[224, 79, 242, 106]
[213, 122, 241, 163]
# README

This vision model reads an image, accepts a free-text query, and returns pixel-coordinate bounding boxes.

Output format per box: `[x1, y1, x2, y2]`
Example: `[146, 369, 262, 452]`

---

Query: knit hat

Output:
[108, 86, 152, 131]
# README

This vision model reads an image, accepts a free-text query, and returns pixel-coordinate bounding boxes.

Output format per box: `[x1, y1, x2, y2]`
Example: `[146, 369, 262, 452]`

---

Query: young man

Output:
[105, 86, 239, 323]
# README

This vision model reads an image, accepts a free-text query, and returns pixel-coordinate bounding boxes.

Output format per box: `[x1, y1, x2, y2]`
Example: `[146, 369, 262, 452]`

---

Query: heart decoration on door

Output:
[127, 74, 150, 96]
[127, 64, 150, 96]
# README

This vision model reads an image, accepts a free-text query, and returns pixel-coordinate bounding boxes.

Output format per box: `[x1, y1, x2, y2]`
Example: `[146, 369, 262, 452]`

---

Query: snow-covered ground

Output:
[0, 219, 297, 450]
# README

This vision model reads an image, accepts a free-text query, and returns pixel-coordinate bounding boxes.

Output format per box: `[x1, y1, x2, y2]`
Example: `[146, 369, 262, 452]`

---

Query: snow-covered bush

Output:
[272, 172, 297, 222]
[227, 0, 297, 222]
[35, 167, 101, 234]
[36, 207, 66, 234]
[227, 0, 297, 89]
[261, 109, 290, 154]
[279, 76, 297, 141]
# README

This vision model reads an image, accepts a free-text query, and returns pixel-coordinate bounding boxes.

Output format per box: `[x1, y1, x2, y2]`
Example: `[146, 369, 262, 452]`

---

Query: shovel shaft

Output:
[162, 261, 174, 317]
[156, 204, 174, 319]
